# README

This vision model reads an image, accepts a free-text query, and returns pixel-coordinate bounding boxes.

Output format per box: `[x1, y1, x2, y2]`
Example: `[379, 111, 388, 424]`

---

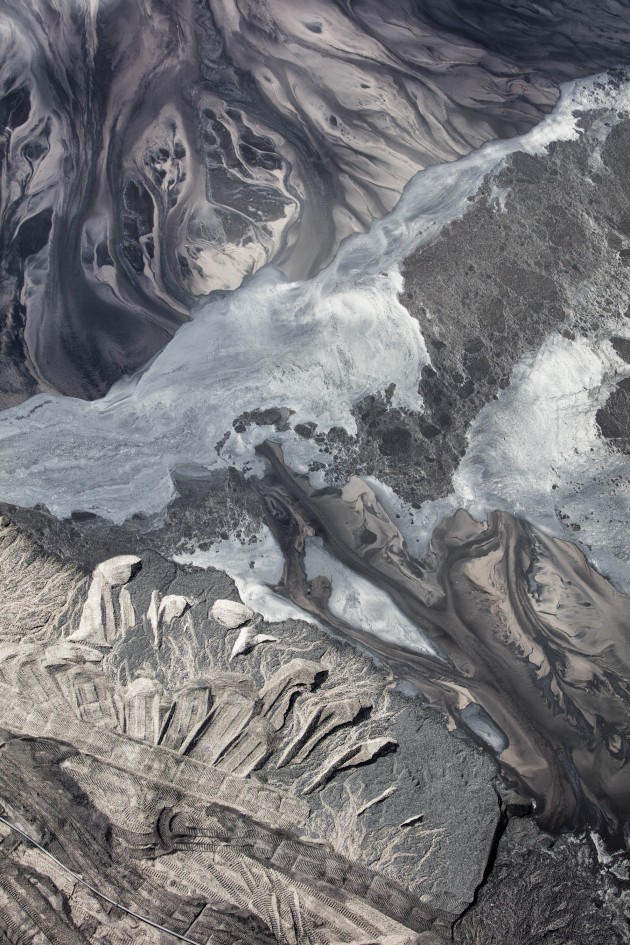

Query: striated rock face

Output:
[211, 597, 255, 629]
[0, 515, 87, 642]
[0, 518, 503, 943]
[68, 554, 141, 646]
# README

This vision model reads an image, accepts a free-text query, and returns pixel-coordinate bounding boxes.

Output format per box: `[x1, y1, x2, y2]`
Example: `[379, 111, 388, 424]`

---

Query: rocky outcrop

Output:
[211, 598, 255, 629]
[454, 817, 630, 945]
[68, 555, 141, 646]
[0, 517, 503, 943]
[0, 514, 87, 642]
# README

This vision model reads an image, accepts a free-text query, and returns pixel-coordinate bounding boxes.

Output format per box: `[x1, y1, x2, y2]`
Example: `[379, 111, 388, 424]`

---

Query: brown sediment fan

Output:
[255, 440, 630, 848]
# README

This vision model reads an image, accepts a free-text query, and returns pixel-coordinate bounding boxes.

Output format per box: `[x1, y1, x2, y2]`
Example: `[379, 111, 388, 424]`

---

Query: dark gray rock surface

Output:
[597, 376, 630, 450]
[0, 465, 266, 570]
[455, 817, 630, 945]
[311, 101, 630, 509]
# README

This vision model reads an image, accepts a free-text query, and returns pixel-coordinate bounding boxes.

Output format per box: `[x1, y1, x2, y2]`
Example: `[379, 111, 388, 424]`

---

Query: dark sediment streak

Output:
[2, 0, 630, 402]
[255, 442, 630, 848]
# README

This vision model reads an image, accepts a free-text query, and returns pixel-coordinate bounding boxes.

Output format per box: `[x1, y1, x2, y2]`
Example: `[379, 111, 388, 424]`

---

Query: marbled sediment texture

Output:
[1, 74, 629, 854]
[1, 0, 630, 402]
[1, 6, 630, 941]
[256, 442, 630, 846]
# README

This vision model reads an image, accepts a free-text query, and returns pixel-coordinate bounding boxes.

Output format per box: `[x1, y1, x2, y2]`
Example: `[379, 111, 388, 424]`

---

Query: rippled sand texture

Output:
[256, 443, 630, 848]
[3, 0, 630, 402]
